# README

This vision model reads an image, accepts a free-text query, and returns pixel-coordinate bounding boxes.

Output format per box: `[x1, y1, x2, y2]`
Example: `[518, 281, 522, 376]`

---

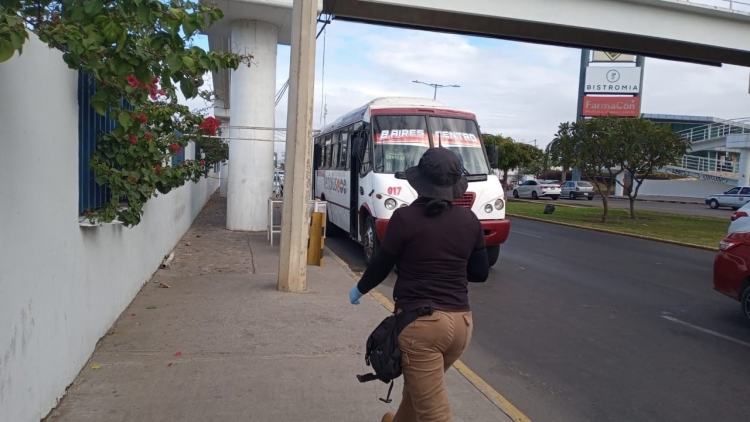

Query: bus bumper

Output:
[375, 218, 510, 246]
[482, 219, 510, 246]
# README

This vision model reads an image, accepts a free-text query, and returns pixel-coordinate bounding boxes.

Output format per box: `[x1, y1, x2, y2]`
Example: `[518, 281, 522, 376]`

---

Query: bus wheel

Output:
[487, 245, 500, 267]
[364, 216, 379, 266]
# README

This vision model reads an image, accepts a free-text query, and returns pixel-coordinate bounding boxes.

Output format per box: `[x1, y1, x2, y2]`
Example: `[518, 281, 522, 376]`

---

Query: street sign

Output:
[585, 67, 641, 94]
[592, 51, 635, 62]
[582, 96, 641, 117]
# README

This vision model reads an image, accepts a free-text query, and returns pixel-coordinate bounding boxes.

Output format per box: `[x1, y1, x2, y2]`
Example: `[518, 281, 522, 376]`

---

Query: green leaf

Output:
[116, 154, 126, 166]
[116, 31, 128, 53]
[119, 112, 133, 129]
[180, 78, 197, 99]
[84, 0, 103, 15]
[165, 54, 182, 71]
[102, 21, 122, 43]
[183, 19, 198, 39]
[135, 64, 151, 83]
[9, 30, 26, 50]
[181, 56, 195, 71]
[0, 39, 16, 63]
[91, 98, 108, 116]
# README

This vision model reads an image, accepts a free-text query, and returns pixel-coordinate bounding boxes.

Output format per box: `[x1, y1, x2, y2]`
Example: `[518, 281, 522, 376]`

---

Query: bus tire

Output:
[487, 245, 500, 267]
[364, 216, 379, 266]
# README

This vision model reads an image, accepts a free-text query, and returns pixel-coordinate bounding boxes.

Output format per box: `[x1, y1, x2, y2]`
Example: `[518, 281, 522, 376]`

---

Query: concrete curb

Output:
[608, 196, 704, 205]
[506, 213, 718, 252]
[325, 248, 533, 422]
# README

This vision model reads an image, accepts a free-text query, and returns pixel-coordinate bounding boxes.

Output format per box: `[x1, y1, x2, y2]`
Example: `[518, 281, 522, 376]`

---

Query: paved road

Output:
[520, 196, 734, 218]
[327, 219, 750, 422]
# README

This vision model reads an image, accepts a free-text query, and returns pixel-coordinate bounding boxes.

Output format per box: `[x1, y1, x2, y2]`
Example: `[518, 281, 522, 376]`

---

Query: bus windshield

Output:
[372, 115, 489, 175]
[429, 116, 488, 175]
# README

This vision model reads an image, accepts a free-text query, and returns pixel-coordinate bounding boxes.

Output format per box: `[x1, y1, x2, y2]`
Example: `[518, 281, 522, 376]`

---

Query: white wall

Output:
[636, 178, 728, 198]
[0, 35, 219, 421]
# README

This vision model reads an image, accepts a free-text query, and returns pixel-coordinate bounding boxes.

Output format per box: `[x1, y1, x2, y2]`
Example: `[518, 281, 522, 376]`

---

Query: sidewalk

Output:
[45, 194, 513, 422]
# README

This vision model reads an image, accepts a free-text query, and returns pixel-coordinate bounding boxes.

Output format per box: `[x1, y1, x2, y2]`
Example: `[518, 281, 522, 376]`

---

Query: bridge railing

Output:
[676, 117, 750, 143]
[669, 154, 740, 176]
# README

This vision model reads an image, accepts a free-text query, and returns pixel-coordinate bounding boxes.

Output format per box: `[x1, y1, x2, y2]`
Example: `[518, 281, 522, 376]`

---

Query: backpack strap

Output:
[395, 305, 434, 334]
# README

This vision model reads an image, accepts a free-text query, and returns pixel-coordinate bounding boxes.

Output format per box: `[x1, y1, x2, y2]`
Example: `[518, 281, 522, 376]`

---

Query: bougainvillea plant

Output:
[0, 0, 250, 226]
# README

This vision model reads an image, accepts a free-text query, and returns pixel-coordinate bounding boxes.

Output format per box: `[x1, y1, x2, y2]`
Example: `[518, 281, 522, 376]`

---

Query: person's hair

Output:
[424, 198, 452, 217]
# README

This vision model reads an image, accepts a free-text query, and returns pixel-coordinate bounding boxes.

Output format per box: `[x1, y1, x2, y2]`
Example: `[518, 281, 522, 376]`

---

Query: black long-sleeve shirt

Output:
[357, 198, 489, 313]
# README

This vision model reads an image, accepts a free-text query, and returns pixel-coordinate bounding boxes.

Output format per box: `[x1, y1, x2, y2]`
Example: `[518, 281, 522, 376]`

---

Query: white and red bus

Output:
[313, 97, 510, 266]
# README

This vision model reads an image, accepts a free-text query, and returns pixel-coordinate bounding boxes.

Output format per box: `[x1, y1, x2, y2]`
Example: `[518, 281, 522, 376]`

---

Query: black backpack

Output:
[356, 306, 433, 403]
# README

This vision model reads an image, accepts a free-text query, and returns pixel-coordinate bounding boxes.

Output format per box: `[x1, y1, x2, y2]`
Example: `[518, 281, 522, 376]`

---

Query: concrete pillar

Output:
[614, 171, 625, 197]
[278, 0, 317, 292]
[738, 149, 750, 186]
[227, 20, 278, 231]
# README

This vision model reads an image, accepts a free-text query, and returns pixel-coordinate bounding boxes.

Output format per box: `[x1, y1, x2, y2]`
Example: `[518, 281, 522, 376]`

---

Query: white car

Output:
[512, 180, 561, 200]
[728, 201, 750, 234]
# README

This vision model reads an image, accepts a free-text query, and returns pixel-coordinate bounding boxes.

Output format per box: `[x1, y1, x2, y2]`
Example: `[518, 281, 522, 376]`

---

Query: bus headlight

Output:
[484, 204, 493, 213]
[494, 199, 505, 210]
[385, 198, 397, 210]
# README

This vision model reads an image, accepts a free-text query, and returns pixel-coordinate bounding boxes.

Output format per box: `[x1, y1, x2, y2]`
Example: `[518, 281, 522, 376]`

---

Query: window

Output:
[740, 187, 750, 195]
[331, 131, 341, 169]
[372, 115, 429, 174]
[428, 116, 488, 175]
[323, 145, 332, 168]
[340, 131, 350, 169]
[78, 71, 126, 215]
[726, 187, 741, 194]
[577, 181, 593, 187]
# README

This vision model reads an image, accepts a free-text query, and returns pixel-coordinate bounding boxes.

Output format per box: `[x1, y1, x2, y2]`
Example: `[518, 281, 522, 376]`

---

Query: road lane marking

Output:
[660, 315, 750, 348]
[327, 249, 533, 422]
[510, 230, 542, 238]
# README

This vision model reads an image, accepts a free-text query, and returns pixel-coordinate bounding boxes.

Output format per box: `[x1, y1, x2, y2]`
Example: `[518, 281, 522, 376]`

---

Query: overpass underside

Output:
[323, 0, 750, 67]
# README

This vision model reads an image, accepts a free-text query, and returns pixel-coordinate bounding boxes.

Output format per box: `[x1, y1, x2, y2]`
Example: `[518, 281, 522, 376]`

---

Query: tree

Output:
[614, 118, 689, 219]
[515, 142, 544, 178]
[551, 117, 623, 223]
[482, 135, 544, 185]
[0, 0, 249, 225]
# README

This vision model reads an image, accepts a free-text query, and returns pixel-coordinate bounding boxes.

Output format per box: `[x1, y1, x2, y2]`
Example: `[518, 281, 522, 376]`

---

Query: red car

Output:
[713, 231, 750, 322]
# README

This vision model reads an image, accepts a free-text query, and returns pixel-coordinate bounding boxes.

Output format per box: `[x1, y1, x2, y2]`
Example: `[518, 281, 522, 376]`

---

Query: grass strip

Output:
[507, 201, 728, 249]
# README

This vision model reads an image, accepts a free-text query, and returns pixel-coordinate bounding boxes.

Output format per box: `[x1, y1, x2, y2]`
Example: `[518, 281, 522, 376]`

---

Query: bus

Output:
[313, 97, 510, 267]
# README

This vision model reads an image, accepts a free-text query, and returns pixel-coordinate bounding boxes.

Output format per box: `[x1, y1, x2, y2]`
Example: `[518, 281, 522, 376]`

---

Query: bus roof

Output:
[316, 97, 477, 135]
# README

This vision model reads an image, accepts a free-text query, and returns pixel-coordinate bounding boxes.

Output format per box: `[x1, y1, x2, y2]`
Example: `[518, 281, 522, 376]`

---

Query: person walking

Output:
[349, 147, 491, 422]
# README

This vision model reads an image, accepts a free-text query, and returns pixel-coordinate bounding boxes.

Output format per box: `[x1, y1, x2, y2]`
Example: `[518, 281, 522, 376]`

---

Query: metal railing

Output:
[676, 117, 750, 143]
[668, 154, 740, 176]
[675, 0, 750, 13]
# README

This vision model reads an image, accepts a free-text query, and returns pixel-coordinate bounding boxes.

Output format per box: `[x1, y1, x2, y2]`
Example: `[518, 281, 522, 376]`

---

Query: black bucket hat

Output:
[405, 147, 468, 202]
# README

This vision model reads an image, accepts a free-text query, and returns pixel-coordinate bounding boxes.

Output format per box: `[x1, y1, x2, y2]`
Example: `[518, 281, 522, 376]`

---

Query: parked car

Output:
[512, 180, 561, 200]
[705, 186, 750, 210]
[560, 181, 596, 200]
[727, 201, 750, 234]
[713, 229, 750, 323]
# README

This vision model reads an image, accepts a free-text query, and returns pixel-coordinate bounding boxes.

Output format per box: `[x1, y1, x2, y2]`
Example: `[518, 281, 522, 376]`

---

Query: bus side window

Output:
[331, 131, 341, 170]
[340, 131, 350, 170]
[324, 134, 333, 168]
[359, 129, 372, 175]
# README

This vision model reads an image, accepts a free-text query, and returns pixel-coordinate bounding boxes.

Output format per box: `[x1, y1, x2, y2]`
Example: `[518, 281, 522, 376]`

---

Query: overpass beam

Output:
[227, 20, 278, 231]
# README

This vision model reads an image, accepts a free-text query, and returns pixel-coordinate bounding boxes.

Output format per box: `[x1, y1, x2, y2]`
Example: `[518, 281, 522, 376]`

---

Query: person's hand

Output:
[349, 285, 364, 305]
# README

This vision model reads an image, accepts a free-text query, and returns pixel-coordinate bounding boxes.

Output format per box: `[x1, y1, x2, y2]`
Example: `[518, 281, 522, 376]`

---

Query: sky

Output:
[182, 16, 750, 153]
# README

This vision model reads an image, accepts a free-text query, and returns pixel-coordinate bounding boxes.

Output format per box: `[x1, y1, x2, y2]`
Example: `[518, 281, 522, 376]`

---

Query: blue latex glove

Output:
[349, 285, 364, 305]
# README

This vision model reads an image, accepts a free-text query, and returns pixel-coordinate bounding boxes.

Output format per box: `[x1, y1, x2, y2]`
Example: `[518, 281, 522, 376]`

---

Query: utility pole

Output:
[572, 48, 590, 182]
[278, 0, 317, 292]
[412, 80, 460, 100]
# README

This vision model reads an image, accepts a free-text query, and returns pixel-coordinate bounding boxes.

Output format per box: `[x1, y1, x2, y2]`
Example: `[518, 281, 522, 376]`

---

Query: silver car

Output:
[561, 181, 596, 200]
[706, 186, 750, 210]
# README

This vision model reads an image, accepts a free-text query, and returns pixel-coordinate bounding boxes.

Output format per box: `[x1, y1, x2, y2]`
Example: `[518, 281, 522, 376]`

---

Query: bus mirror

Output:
[486, 146, 499, 169]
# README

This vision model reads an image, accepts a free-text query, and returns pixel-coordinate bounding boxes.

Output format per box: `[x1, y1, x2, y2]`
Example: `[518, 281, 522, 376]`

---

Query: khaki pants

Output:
[393, 310, 473, 422]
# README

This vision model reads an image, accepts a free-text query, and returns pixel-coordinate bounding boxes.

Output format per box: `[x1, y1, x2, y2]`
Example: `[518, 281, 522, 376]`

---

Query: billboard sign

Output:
[592, 51, 635, 62]
[582, 96, 641, 117]
[585, 67, 641, 94]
